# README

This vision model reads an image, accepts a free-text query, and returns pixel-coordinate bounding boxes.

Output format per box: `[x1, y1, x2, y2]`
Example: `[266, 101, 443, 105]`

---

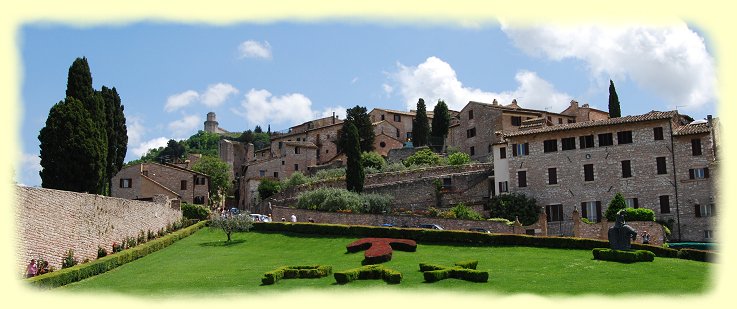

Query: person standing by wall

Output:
[290, 214, 297, 222]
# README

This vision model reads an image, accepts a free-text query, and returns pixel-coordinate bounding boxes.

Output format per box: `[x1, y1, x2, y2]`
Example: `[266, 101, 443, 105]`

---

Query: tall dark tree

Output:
[412, 98, 430, 147]
[608, 80, 622, 118]
[339, 105, 374, 153]
[344, 122, 365, 193]
[39, 97, 107, 193]
[101, 86, 127, 194]
[157, 139, 186, 163]
[254, 125, 263, 133]
[431, 99, 450, 143]
[65, 57, 94, 100]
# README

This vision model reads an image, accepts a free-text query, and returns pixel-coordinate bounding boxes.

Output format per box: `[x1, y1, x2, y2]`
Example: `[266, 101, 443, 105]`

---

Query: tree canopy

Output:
[412, 98, 430, 147]
[344, 122, 365, 193]
[608, 80, 622, 118]
[339, 105, 374, 153]
[431, 100, 450, 148]
[485, 193, 541, 226]
[191, 155, 232, 205]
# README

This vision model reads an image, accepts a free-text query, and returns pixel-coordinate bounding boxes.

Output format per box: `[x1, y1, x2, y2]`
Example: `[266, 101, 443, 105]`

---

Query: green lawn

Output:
[59, 228, 711, 296]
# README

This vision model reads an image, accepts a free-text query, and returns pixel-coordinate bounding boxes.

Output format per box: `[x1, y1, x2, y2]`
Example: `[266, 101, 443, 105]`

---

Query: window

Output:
[294, 164, 299, 171]
[558, 118, 563, 124]
[468, 110, 474, 120]
[380, 141, 386, 148]
[498, 181, 509, 193]
[517, 171, 527, 187]
[278, 141, 283, 149]
[142, 170, 148, 176]
[443, 177, 452, 188]
[581, 201, 602, 222]
[274, 172, 279, 178]
[393, 114, 401, 122]
[579, 135, 594, 149]
[466, 128, 476, 138]
[546, 116, 552, 122]
[488, 144, 492, 153]
[621, 160, 632, 178]
[695, 204, 714, 217]
[381, 114, 385, 121]
[546, 204, 564, 222]
[470, 146, 475, 156]
[691, 139, 702, 156]
[689, 167, 710, 179]
[625, 198, 639, 208]
[295, 147, 300, 154]
[512, 143, 529, 156]
[180, 180, 187, 190]
[548, 168, 557, 185]
[568, 119, 575, 124]
[598, 133, 613, 146]
[282, 160, 285, 165]
[195, 176, 206, 185]
[543, 139, 558, 153]
[704, 230, 713, 239]
[653, 127, 664, 140]
[584, 164, 594, 181]
[259, 170, 266, 177]
[561, 137, 576, 150]
[120, 178, 132, 188]
[617, 131, 633, 144]
[499, 147, 507, 159]
[511, 116, 522, 126]
[194, 196, 205, 204]
[659, 195, 670, 214]
[656, 157, 667, 174]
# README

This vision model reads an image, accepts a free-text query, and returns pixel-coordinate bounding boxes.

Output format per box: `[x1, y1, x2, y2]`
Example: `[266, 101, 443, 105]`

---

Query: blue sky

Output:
[16, 21, 718, 187]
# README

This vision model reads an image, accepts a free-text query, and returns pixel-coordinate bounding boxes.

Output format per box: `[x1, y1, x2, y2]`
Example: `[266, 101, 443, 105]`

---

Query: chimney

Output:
[332, 112, 336, 124]
[570, 100, 579, 108]
[492, 99, 498, 106]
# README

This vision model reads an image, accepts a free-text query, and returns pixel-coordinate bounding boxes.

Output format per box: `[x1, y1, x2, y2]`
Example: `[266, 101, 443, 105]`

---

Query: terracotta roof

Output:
[466, 100, 571, 118]
[674, 122, 710, 136]
[502, 111, 678, 138]
[371, 108, 417, 117]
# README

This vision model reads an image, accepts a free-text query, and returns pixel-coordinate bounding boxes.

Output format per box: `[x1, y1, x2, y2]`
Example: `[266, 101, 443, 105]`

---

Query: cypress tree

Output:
[608, 80, 622, 118]
[339, 105, 375, 153]
[101, 86, 127, 194]
[39, 97, 107, 193]
[431, 99, 450, 140]
[344, 122, 365, 193]
[65, 57, 94, 100]
[412, 98, 430, 147]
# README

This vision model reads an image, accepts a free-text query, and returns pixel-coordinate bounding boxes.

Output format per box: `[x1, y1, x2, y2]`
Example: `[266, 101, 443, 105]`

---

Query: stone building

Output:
[369, 108, 422, 143]
[203, 112, 231, 134]
[493, 111, 718, 242]
[447, 99, 588, 162]
[111, 162, 210, 205]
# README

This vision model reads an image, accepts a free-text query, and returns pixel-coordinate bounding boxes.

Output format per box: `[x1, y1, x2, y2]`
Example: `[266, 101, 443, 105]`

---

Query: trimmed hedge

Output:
[420, 261, 488, 283]
[27, 220, 207, 288]
[334, 265, 402, 284]
[181, 203, 210, 221]
[677, 248, 716, 263]
[592, 248, 655, 263]
[261, 265, 332, 285]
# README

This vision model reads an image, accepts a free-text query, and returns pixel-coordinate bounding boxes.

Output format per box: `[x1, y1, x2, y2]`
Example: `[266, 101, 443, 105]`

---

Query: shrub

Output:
[209, 214, 254, 242]
[621, 208, 655, 221]
[446, 151, 471, 165]
[28, 221, 206, 288]
[334, 265, 401, 284]
[182, 203, 210, 221]
[257, 178, 282, 200]
[677, 248, 715, 262]
[61, 249, 77, 269]
[296, 188, 393, 214]
[361, 151, 386, 170]
[112, 242, 123, 253]
[403, 148, 442, 167]
[137, 230, 146, 245]
[362, 194, 393, 214]
[454, 260, 478, 269]
[261, 265, 332, 285]
[420, 261, 488, 283]
[450, 203, 484, 220]
[314, 168, 346, 181]
[36, 258, 50, 275]
[592, 248, 655, 263]
[486, 193, 540, 226]
[97, 246, 108, 259]
[125, 236, 136, 249]
[604, 192, 627, 222]
[282, 171, 309, 189]
[382, 162, 409, 173]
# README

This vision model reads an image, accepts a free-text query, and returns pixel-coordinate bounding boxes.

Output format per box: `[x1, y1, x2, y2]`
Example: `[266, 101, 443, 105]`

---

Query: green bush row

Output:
[334, 265, 402, 284]
[252, 222, 686, 259]
[676, 248, 715, 262]
[261, 265, 332, 285]
[592, 248, 655, 263]
[27, 221, 207, 288]
[620, 208, 655, 221]
[295, 187, 392, 214]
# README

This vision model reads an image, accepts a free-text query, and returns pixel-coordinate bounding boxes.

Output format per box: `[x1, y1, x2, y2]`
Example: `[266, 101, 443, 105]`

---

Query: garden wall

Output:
[14, 186, 182, 273]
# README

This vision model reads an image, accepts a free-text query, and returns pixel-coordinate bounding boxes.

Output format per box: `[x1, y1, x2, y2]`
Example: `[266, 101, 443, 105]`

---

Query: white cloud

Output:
[318, 106, 347, 120]
[238, 40, 272, 59]
[14, 153, 42, 186]
[132, 137, 170, 158]
[501, 23, 716, 112]
[234, 89, 315, 127]
[351, 77, 359, 84]
[201, 83, 239, 108]
[164, 90, 199, 112]
[126, 116, 145, 146]
[19, 152, 41, 174]
[168, 114, 201, 134]
[382, 83, 393, 96]
[389, 56, 571, 111]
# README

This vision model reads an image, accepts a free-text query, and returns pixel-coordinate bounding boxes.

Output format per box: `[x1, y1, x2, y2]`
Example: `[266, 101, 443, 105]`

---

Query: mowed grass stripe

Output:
[59, 228, 710, 295]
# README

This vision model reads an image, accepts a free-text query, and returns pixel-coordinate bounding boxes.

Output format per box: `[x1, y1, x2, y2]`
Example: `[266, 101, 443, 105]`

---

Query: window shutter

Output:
[512, 144, 518, 156]
[581, 202, 587, 219]
[689, 169, 695, 179]
[524, 143, 529, 155]
[119, 179, 124, 188]
[634, 198, 639, 209]
[579, 136, 585, 149]
[695, 204, 701, 217]
[498, 182, 503, 193]
[595, 201, 602, 222]
[545, 206, 551, 222]
[704, 168, 710, 178]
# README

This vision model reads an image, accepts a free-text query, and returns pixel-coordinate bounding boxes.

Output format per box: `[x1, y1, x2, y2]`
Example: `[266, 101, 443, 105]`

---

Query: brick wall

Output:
[14, 186, 182, 273]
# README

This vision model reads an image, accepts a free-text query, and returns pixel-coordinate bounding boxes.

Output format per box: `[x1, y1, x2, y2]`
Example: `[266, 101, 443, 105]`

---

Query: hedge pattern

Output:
[592, 248, 655, 263]
[261, 265, 332, 285]
[419, 260, 488, 283]
[27, 221, 207, 288]
[334, 265, 402, 284]
[346, 238, 417, 265]
[252, 222, 686, 260]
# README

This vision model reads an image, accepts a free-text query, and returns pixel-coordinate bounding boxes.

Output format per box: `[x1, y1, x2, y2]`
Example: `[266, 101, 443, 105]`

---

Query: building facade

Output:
[493, 111, 718, 242]
[111, 162, 210, 205]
